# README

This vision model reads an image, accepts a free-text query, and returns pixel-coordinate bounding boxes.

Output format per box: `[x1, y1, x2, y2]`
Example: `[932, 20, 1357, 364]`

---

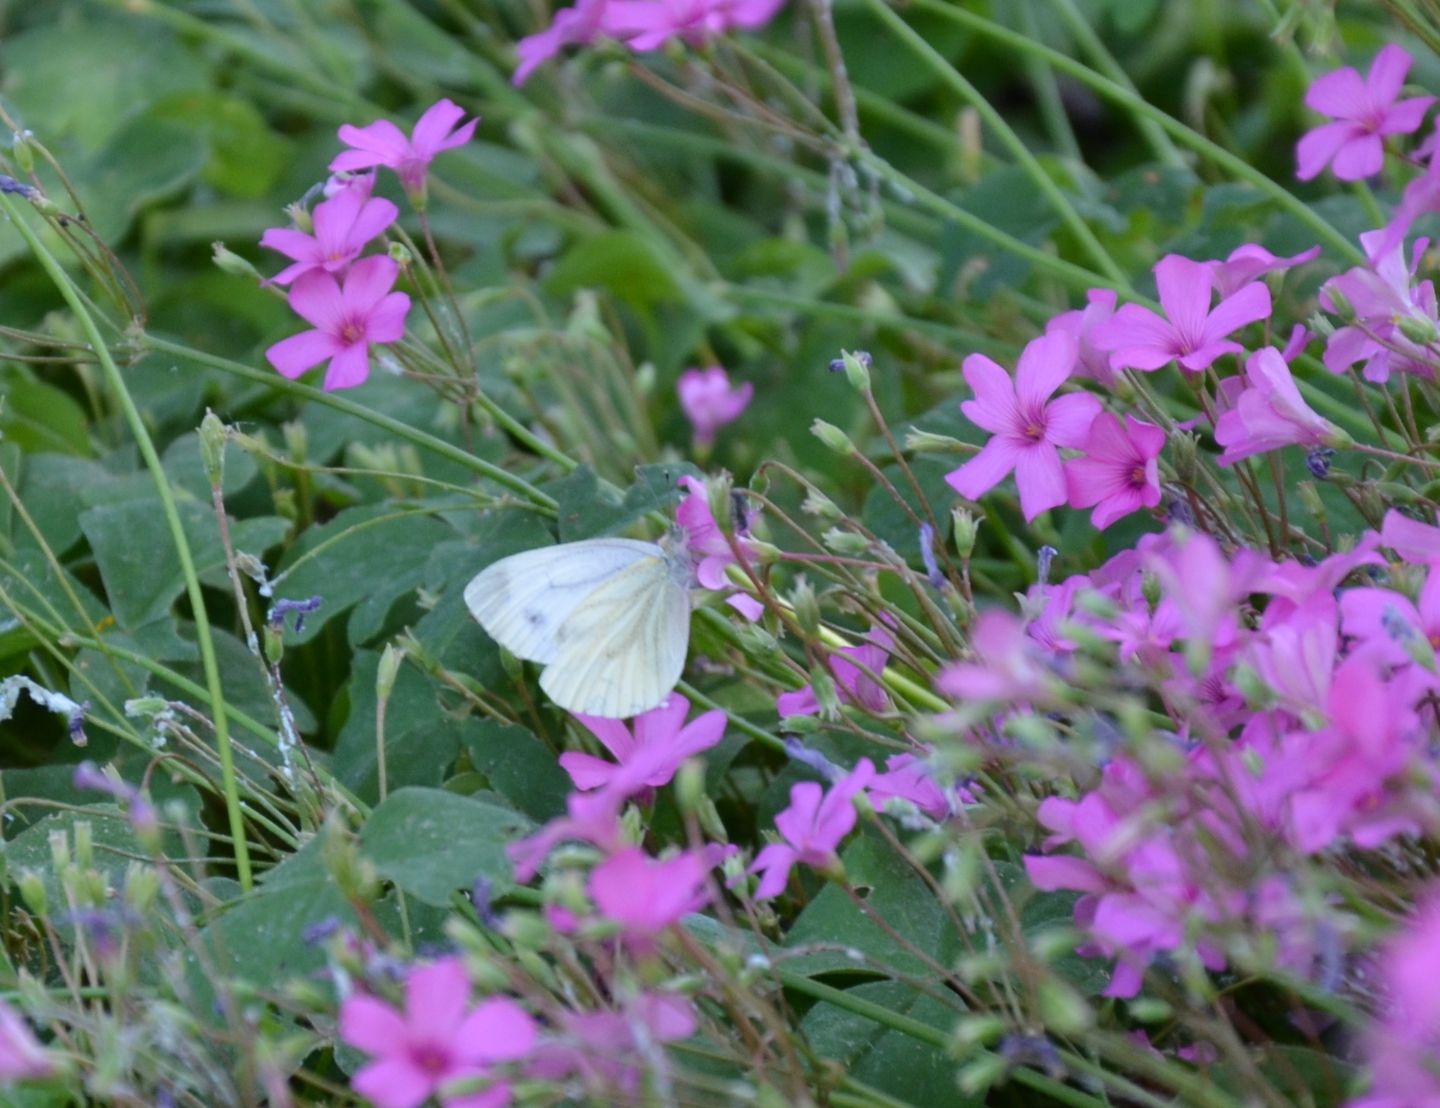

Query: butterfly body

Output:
[464, 537, 692, 719]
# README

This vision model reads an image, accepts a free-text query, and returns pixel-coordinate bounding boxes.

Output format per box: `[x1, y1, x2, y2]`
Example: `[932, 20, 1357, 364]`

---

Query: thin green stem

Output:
[860, 0, 1128, 286]
[140, 334, 559, 511]
[0, 191, 253, 890]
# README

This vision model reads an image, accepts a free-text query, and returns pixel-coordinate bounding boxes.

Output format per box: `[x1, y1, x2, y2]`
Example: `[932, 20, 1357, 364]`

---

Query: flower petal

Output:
[1014, 331, 1077, 412]
[1014, 443, 1067, 520]
[945, 436, 1020, 500]
[322, 341, 372, 391]
[266, 330, 340, 379]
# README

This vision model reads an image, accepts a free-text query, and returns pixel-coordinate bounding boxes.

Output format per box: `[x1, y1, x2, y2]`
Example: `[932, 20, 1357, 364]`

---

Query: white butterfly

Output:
[464, 537, 693, 719]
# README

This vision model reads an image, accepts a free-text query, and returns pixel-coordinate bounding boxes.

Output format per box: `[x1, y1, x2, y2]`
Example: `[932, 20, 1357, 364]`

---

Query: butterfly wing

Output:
[464, 538, 662, 665]
[538, 554, 692, 718]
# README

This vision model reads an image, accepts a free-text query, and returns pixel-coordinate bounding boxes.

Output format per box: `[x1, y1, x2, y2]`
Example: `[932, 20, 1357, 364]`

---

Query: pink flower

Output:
[265, 256, 410, 391]
[560, 693, 726, 795]
[507, 787, 628, 882]
[1213, 347, 1346, 465]
[339, 958, 536, 1108]
[944, 332, 1102, 521]
[0, 1000, 54, 1082]
[677, 366, 753, 447]
[527, 993, 696, 1095]
[1045, 288, 1121, 388]
[602, 0, 785, 51]
[1341, 561, 1440, 671]
[1091, 254, 1272, 373]
[675, 475, 763, 620]
[1368, 121, 1440, 262]
[589, 847, 711, 940]
[513, 0, 608, 85]
[331, 99, 479, 198]
[260, 184, 398, 286]
[1206, 243, 1321, 299]
[1064, 412, 1165, 530]
[1296, 45, 1434, 181]
[868, 751, 971, 819]
[1382, 508, 1440, 563]
[1322, 232, 1440, 383]
[750, 758, 874, 899]
[776, 626, 892, 717]
[1353, 888, 1440, 1106]
[938, 609, 1057, 705]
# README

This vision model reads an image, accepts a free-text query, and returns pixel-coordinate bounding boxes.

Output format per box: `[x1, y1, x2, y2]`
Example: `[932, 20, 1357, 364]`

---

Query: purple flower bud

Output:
[784, 738, 843, 782]
[0, 176, 39, 200]
[1036, 545, 1058, 586]
[1306, 446, 1335, 479]
[918, 522, 945, 590]
[269, 595, 322, 634]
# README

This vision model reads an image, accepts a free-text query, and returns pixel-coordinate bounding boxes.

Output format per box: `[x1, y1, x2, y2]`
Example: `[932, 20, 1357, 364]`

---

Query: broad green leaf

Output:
[458, 717, 570, 824]
[784, 827, 962, 977]
[268, 503, 453, 646]
[74, 115, 208, 242]
[358, 787, 531, 906]
[0, 372, 92, 457]
[3, 805, 154, 912]
[543, 230, 683, 310]
[151, 91, 291, 199]
[553, 461, 701, 541]
[800, 981, 973, 1105]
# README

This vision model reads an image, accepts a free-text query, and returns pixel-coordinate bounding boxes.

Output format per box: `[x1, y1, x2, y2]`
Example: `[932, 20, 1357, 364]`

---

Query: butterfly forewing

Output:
[538, 555, 691, 718]
[464, 539, 663, 665]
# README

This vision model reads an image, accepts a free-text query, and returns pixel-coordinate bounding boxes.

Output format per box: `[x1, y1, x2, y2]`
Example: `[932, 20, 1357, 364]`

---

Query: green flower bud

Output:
[11, 130, 34, 176]
[951, 507, 978, 558]
[839, 349, 871, 391]
[789, 577, 820, 637]
[199, 410, 226, 489]
[822, 528, 870, 556]
[905, 428, 970, 454]
[1322, 287, 1353, 323]
[801, 486, 843, 521]
[376, 643, 405, 701]
[705, 472, 735, 535]
[674, 759, 707, 817]
[211, 242, 261, 281]
[17, 871, 46, 916]
[952, 1014, 1006, 1049]
[283, 202, 312, 235]
[263, 624, 285, 666]
[811, 419, 856, 455]
[1399, 312, 1438, 347]
[387, 241, 413, 268]
[1036, 979, 1092, 1034]
[957, 1053, 1007, 1096]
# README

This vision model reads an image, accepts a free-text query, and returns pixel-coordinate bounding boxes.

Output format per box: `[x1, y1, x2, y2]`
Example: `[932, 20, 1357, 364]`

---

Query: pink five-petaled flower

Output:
[266, 256, 410, 391]
[1045, 288, 1120, 388]
[1091, 254, 1272, 374]
[0, 1000, 54, 1082]
[676, 366, 753, 448]
[602, 0, 786, 52]
[259, 184, 398, 286]
[331, 99, 479, 199]
[1064, 412, 1165, 530]
[675, 475, 763, 620]
[750, 758, 874, 899]
[589, 847, 712, 942]
[560, 693, 726, 796]
[1295, 44, 1435, 182]
[944, 331, 1101, 521]
[339, 957, 536, 1108]
[776, 626, 893, 718]
[513, 0, 608, 85]
[1213, 347, 1348, 466]
[1206, 243, 1321, 299]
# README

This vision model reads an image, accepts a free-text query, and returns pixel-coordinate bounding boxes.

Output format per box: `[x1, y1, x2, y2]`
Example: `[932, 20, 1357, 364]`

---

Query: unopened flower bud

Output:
[282, 420, 307, 464]
[17, 871, 46, 916]
[837, 349, 871, 391]
[1398, 312, 1439, 346]
[387, 241, 413, 268]
[211, 241, 261, 281]
[822, 528, 869, 556]
[789, 577, 820, 636]
[905, 428, 969, 454]
[1036, 979, 1092, 1034]
[376, 643, 405, 701]
[705, 472, 734, 534]
[1170, 430, 1199, 485]
[957, 1054, 1007, 1096]
[263, 624, 284, 665]
[953, 1014, 1006, 1049]
[283, 201, 312, 234]
[199, 410, 226, 489]
[951, 507, 978, 558]
[11, 130, 34, 176]
[811, 419, 856, 455]
[1322, 286, 1353, 323]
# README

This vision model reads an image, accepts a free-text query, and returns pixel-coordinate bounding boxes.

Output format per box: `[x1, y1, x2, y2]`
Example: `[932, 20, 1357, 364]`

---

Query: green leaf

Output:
[358, 787, 531, 907]
[74, 115, 208, 242]
[268, 503, 453, 646]
[783, 827, 962, 977]
[3, 805, 152, 911]
[553, 461, 701, 541]
[800, 981, 974, 1105]
[151, 91, 291, 200]
[0, 372, 92, 456]
[458, 718, 570, 824]
[543, 230, 683, 310]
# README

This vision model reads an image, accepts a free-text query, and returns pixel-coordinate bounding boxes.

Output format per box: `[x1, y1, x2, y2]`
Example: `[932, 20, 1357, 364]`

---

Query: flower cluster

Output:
[513, 0, 787, 84]
[262, 100, 476, 391]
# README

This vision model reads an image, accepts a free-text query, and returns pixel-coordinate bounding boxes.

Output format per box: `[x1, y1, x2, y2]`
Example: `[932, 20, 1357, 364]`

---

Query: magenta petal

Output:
[337, 119, 412, 160]
[1044, 392, 1102, 448]
[945, 436, 1020, 500]
[1296, 121, 1356, 180]
[959, 353, 1019, 433]
[1014, 331, 1077, 411]
[574, 715, 636, 761]
[455, 998, 536, 1063]
[751, 843, 797, 899]
[405, 959, 470, 1040]
[1154, 255, 1213, 342]
[1330, 133, 1385, 181]
[260, 227, 319, 262]
[1091, 488, 1144, 530]
[339, 995, 409, 1054]
[268, 259, 314, 286]
[366, 293, 412, 344]
[323, 342, 372, 390]
[558, 751, 617, 790]
[1091, 305, 1177, 370]
[352, 1058, 435, 1108]
[329, 149, 387, 173]
[1024, 854, 1108, 894]
[350, 197, 400, 247]
[1014, 444, 1067, 521]
[342, 255, 401, 314]
[1365, 44, 1413, 106]
[1204, 281, 1272, 342]
[266, 330, 340, 379]
[412, 99, 468, 156]
[436, 116, 480, 154]
[288, 270, 347, 332]
[1304, 66, 1366, 115]
[1381, 95, 1436, 135]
